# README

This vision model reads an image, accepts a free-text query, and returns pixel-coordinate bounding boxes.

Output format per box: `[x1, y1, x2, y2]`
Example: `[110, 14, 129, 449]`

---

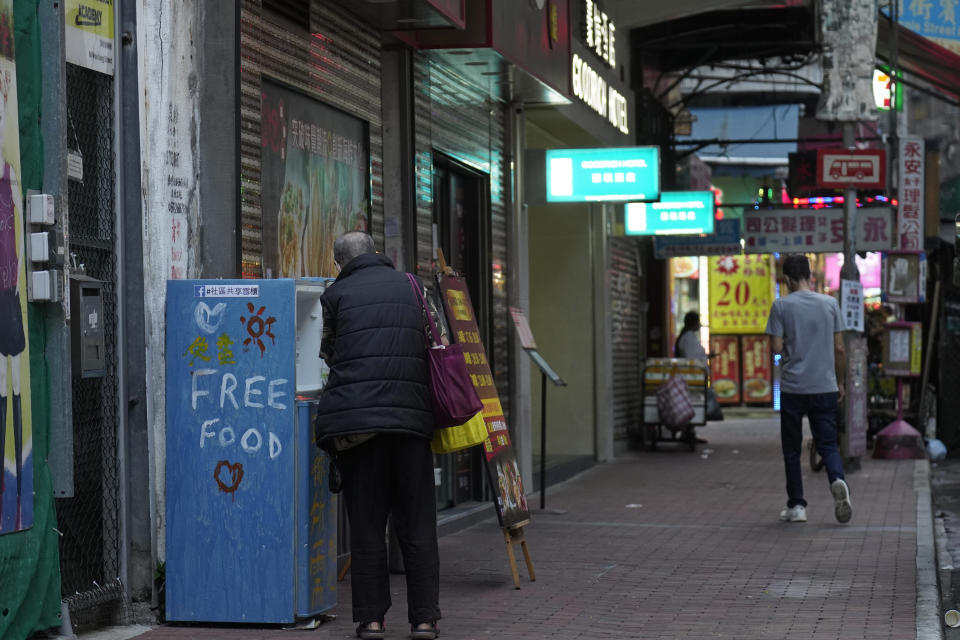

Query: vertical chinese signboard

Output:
[0, 3, 33, 535]
[260, 80, 370, 278]
[710, 335, 741, 404]
[898, 137, 924, 250]
[166, 280, 299, 622]
[741, 336, 772, 404]
[708, 255, 775, 334]
[438, 275, 529, 529]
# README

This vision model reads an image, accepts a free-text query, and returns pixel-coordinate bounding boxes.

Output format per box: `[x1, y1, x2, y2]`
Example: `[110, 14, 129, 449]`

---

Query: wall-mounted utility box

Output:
[28, 193, 54, 225]
[70, 274, 106, 378]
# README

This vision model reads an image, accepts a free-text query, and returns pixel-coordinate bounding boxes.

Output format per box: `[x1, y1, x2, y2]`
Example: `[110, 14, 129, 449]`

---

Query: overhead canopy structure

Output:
[630, 6, 817, 72]
[611, 0, 810, 30]
[877, 14, 960, 103]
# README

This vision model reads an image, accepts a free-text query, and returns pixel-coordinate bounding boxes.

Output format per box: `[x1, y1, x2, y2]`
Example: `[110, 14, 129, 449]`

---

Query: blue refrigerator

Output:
[165, 279, 337, 623]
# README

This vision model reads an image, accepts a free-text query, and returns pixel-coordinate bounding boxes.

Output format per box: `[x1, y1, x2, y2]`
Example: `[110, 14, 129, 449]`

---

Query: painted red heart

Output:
[214, 460, 244, 501]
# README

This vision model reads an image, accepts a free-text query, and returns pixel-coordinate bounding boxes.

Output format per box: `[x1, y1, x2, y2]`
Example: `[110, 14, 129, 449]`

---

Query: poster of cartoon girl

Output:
[0, 2, 33, 535]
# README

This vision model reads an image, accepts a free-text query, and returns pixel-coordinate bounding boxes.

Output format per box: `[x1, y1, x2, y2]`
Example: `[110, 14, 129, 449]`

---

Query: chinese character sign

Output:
[709, 336, 740, 405]
[743, 207, 894, 253]
[741, 336, 772, 404]
[708, 255, 775, 334]
[897, 0, 960, 55]
[898, 137, 924, 250]
[438, 275, 529, 529]
[840, 280, 864, 332]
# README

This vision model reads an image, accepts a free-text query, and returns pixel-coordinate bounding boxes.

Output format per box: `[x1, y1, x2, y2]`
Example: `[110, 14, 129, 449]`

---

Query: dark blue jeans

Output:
[780, 392, 845, 508]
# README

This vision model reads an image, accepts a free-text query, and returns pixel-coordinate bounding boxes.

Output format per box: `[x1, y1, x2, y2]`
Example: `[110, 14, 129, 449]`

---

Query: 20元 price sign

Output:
[708, 255, 775, 334]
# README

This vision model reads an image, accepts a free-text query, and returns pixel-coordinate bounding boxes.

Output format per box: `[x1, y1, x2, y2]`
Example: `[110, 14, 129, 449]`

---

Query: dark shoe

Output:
[410, 621, 439, 639]
[695, 437, 709, 444]
[356, 621, 385, 640]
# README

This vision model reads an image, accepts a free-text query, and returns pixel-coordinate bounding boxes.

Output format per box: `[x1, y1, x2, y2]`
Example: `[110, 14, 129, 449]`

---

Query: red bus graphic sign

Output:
[816, 148, 886, 189]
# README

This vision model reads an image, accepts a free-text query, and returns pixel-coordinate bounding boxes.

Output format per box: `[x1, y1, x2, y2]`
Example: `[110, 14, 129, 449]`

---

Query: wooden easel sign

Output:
[437, 273, 535, 588]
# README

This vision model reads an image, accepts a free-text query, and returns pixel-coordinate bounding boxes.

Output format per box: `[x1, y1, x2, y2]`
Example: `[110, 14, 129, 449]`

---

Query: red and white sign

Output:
[816, 148, 887, 189]
[898, 136, 924, 250]
[742, 207, 894, 254]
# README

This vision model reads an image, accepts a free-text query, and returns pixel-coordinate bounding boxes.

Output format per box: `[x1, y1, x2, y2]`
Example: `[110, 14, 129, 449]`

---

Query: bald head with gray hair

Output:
[333, 232, 376, 268]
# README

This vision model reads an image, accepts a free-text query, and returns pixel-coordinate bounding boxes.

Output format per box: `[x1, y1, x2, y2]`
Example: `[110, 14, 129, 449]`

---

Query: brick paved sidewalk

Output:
[127, 417, 928, 640]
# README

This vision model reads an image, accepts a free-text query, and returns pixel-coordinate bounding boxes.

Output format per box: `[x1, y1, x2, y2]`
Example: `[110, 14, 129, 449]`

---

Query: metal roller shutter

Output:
[609, 237, 644, 442]
[239, 0, 384, 277]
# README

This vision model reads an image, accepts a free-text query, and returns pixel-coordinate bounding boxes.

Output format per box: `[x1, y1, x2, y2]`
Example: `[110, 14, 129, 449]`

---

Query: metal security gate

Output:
[412, 55, 509, 415]
[609, 238, 644, 442]
[58, 64, 123, 619]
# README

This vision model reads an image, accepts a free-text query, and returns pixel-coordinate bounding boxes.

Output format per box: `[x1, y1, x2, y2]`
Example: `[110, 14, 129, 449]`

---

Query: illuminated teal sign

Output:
[625, 191, 715, 236]
[546, 147, 659, 203]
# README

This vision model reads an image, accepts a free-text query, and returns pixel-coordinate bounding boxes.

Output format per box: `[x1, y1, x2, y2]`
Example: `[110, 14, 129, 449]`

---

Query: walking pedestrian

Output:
[315, 232, 441, 640]
[765, 254, 852, 524]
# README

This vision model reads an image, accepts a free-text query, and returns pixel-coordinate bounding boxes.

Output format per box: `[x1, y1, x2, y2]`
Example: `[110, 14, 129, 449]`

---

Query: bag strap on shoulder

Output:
[406, 272, 442, 347]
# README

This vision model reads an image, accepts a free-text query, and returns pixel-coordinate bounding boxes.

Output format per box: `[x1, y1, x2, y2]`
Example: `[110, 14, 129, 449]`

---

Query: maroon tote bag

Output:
[407, 273, 484, 429]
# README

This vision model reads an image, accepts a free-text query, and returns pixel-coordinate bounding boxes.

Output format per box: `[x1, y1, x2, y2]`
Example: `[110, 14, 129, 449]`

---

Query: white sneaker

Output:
[831, 479, 852, 523]
[779, 505, 807, 522]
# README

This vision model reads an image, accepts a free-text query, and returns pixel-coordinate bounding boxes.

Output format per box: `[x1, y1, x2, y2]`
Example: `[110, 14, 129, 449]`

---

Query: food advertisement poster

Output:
[709, 335, 740, 405]
[708, 255, 774, 334]
[740, 335, 772, 404]
[438, 275, 529, 529]
[260, 80, 369, 279]
[0, 10, 33, 535]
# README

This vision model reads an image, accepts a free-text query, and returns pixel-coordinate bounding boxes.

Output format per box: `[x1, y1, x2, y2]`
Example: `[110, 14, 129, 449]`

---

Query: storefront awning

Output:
[327, 0, 464, 30]
[877, 14, 960, 103]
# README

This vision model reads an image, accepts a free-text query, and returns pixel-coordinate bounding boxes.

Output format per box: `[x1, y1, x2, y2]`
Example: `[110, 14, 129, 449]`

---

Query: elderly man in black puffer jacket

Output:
[315, 231, 441, 640]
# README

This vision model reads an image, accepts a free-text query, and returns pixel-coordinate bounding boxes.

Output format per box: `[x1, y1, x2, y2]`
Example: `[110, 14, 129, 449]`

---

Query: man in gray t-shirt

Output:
[765, 254, 852, 524]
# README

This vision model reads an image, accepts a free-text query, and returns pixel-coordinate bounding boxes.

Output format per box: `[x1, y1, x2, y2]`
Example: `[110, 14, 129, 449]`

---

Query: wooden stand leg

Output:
[503, 528, 521, 589]
[503, 524, 536, 589]
[520, 538, 536, 582]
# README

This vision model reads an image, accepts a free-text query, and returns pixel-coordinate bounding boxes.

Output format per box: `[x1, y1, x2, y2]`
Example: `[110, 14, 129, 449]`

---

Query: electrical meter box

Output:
[70, 274, 106, 378]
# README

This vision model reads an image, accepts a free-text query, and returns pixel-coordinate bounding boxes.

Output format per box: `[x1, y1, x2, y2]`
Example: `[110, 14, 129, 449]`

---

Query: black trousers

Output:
[337, 433, 440, 625]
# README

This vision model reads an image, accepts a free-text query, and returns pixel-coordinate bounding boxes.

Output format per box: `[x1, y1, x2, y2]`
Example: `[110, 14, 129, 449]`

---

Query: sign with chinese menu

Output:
[840, 280, 865, 331]
[709, 336, 740, 405]
[545, 147, 658, 202]
[260, 80, 370, 278]
[882, 250, 927, 304]
[882, 321, 922, 377]
[742, 207, 894, 253]
[625, 190, 715, 236]
[741, 335, 772, 404]
[898, 137, 924, 250]
[708, 255, 775, 334]
[653, 218, 741, 258]
[438, 275, 529, 529]
[816, 148, 886, 189]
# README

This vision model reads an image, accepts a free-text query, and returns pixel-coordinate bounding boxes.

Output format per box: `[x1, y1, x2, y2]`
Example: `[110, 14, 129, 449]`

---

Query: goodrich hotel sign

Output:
[572, 0, 629, 134]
